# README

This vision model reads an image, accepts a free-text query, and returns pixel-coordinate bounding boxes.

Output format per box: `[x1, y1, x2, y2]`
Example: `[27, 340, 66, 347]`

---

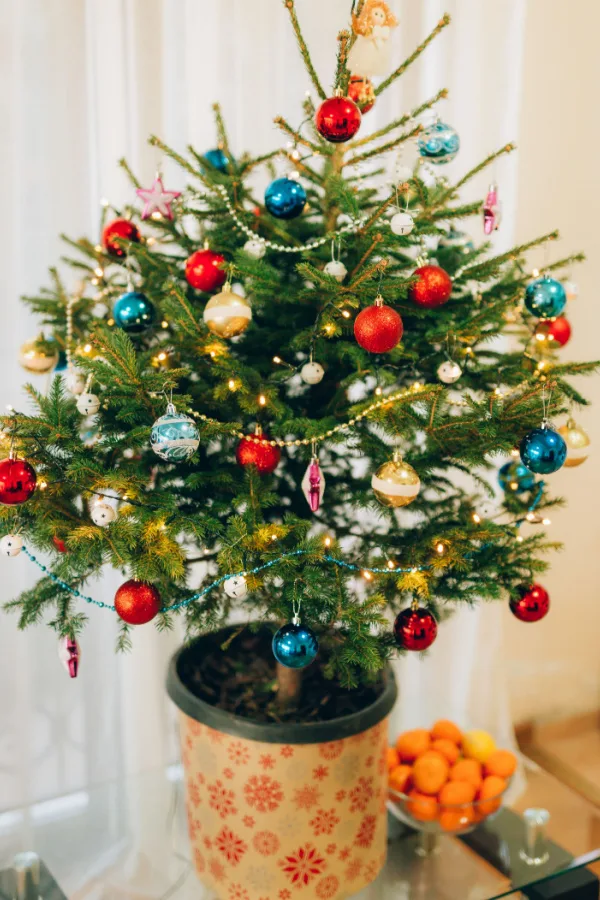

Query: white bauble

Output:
[563, 280, 578, 302]
[91, 503, 117, 527]
[76, 392, 101, 416]
[1, 534, 24, 557]
[437, 360, 462, 384]
[65, 370, 86, 395]
[390, 212, 414, 236]
[244, 238, 266, 260]
[324, 260, 347, 282]
[300, 361, 325, 385]
[224, 575, 248, 599]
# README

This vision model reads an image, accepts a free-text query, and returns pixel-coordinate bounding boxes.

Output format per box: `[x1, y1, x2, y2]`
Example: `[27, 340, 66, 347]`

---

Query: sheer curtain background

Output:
[0, 0, 596, 813]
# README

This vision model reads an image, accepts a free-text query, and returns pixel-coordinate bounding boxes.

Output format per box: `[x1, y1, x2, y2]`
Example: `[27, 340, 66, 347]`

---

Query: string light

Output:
[435, 542, 446, 555]
[273, 356, 282, 364]
[258, 394, 267, 406]
[386, 560, 395, 570]
[542, 517, 551, 526]
[38, 481, 48, 491]
[228, 379, 236, 391]
[324, 324, 335, 336]
[362, 569, 373, 581]
[341, 309, 351, 319]
[93, 267, 104, 278]
[323, 536, 332, 548]
[161, 320, 169, 329]
[472, 513, 481, 524]
[374, 387, 383, 396]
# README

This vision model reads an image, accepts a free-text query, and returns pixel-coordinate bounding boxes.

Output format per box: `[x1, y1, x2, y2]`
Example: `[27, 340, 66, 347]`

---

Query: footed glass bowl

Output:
[388, 779, 511, 837]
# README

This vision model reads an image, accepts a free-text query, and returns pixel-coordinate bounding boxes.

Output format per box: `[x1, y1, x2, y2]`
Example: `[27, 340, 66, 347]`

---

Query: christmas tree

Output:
[2, 3, 595, 713]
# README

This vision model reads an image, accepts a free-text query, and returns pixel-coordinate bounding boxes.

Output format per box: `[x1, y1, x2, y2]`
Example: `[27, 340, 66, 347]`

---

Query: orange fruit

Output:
[462, 729, 496, 764]
[431, 738, 460, 765]
[449, 758, 483, 791]
[387, 747, 400, 771]
[439, 807, 474, 832]
[389, 764, 412, 794]
[406, 789, 438, 822]
[438, 781, 476, 806]
[396, 728, 431, 763]
[477, 775, 507, 817]
[412, 751, 450, 796]
[485, 749, 517, 779]
[431, 719, 463, 745]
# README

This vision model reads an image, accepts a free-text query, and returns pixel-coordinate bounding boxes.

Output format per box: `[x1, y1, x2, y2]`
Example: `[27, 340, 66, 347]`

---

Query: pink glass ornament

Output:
[302, 457, 325, 512]
[483, 183, 501, 234]
[58, 636, 81, 678]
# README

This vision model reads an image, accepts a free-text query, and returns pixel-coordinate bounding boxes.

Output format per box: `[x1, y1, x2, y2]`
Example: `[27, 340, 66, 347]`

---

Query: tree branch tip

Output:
[440, 88, 449, 98]
[439, 14, 451, 26]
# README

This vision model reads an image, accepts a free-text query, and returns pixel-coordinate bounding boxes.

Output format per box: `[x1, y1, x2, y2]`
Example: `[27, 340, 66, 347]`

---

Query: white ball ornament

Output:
[1, 534, 24, 557]
[324, 260, 347, 282]
[224, 575, 248, 599]
[65, 370, 86, 395]
[390, 212, 414, 236]
[244, 238, 266, 260]
[300, 361, 325, 385]
[91, 503, 117, 527]
[437, 360, 462, 384]
[76, 392, 101, 416]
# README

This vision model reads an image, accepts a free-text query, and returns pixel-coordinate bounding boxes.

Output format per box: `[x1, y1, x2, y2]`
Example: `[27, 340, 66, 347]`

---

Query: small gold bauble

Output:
[203, 288, 252, 338]
[371, 451, 420, 508]
[19, 336, 59, 374]
[558, 419, 590, 467]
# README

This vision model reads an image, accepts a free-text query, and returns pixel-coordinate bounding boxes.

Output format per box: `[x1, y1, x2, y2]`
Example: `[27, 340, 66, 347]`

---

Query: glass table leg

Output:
[415, 832, 441, 857]
[519, 807, 551, 866]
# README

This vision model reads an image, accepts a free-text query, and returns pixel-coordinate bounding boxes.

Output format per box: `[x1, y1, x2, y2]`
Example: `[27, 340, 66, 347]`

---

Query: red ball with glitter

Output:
[409, 265, 453, 309]
[509, 583, 549, 623]
[348, 76, 375, 114]
[535, 316, 571, 347]
[114, 579, 161, 625]
[394, 606, 438, 651]
[315, 95, 361, 143]
[354, 300, 403, 353]
[185, 249, 227, 292]
[102, 218, 141, 258]
[236, 433, 281, 475]
[0, 458, 37, 505]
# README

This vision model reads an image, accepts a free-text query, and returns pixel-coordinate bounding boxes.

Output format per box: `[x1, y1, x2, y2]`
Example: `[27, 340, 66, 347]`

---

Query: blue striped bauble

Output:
[150, 405, 200, 462]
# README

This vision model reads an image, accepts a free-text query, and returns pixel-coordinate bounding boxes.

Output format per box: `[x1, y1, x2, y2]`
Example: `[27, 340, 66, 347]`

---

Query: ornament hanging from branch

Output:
[348, 0, 399, 78]
[136, 175, 181, 221]
[302, 451, 325, 513]
[483, 183, 501, 234]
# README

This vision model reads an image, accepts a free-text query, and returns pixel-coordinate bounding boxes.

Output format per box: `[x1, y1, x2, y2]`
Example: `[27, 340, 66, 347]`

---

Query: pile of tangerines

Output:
[387, 720, 517, 832]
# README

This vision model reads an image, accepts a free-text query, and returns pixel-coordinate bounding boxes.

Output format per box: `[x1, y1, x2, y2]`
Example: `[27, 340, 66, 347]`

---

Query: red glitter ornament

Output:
[0, 458, 37, 505]
[535, 316, 571, 347]
[394, 606, 438, 651]
[185, 248, 227, 292]
[354, 297, 403, 353]
[52, 535, 68, 553]
[114, 579, 161, 625]
[347, 76, 375, 114]
[509, 583, 549, 623]
[409, 265, 453, 309]
[236, 429, 281, 475]
[315, 95, 361, 143]
[102, 218, 141, 258]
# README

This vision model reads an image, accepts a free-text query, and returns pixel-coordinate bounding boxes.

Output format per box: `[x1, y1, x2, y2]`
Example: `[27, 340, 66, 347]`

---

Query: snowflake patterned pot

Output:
[167, 626, 397, 900]
[150, 403, 200, 462]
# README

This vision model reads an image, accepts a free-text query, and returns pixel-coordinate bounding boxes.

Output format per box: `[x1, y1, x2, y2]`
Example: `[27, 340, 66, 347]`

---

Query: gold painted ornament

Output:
[371, 450, 420, 508]
[558, 418, 590, 467]
[19, 335, 59, 374]
[202, 284, 252, 338]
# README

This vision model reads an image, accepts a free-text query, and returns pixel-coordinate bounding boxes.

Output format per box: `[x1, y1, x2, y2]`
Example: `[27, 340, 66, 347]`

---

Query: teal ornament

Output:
[54, 350, 68, 372]
[498, 460, 536, 494]
[264, 177, 307, 219]
[113, 291, 155, 333]
[150, 403, 200, 462]
[520, 426, 567, 474]
[272, 621, 318, 669]
[524, 277, 566, 319]
[418, 120, 460, 164]
[204, 148, 232, 172]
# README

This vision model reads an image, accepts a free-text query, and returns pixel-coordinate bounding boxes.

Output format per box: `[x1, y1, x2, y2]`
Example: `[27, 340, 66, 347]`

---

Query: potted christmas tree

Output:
[2, 3, 595, 898]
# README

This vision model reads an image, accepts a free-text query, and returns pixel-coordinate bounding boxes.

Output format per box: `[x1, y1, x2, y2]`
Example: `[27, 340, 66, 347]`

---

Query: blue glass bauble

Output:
[204, 148, 232, 172]
[498, 460, 536, 494]
[524, 277, 566, 319]
[418, 121, 460, 164]
[264, 178, 307, 220]
[150, 405, 200, 461]
[520, 426, 567, 475]
[272, 622, 318, 669]
[113, 291, 156, 333]
[54, 350, 68, 372]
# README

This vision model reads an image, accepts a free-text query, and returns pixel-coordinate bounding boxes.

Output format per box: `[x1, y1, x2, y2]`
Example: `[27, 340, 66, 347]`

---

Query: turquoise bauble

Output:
[150, 404, 200, 462]
[204, 148, 232, 172]
[498, 460, 536, 494]
[418, 121, 460, 164]
[272, 622, 318, 669]
[520, 426, 567, 475]
[264, 177, 307, 219]
[113, 291, 156, 333]
[524, 277, 566, 319]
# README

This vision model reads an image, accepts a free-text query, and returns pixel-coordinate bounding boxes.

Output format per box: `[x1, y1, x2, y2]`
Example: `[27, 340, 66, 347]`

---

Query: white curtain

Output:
[0, 0, 527, 812]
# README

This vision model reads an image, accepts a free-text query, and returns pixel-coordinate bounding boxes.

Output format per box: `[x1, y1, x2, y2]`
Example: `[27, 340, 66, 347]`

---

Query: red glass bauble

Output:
[509, 583, 550, 623]
[315, 96, 361, 143]
[185, 249, 227, 292]
[52, 535, 68, 553]
[114, 579, 161, 625]
[394, 607, 438, 651]
[409, 265, 453, 309]
[236, 434, 281, 475]
[354, 303, 403, 353]
[0, 458, 37, 505]
[536, 316, 571, 347]
[348, 76, 375, 114]
[102, 219, 141, 258]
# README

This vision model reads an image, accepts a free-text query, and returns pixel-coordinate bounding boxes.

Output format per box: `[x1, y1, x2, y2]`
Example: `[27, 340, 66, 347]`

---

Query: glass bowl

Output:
[388, 779, 511, 836]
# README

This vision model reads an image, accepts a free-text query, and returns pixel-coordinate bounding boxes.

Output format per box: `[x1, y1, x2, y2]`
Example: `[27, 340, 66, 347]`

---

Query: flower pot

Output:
[166, 626, 397, 900]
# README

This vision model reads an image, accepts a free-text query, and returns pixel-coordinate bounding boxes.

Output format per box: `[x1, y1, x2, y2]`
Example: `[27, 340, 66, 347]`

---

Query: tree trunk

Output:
[276, 661, 303, 710]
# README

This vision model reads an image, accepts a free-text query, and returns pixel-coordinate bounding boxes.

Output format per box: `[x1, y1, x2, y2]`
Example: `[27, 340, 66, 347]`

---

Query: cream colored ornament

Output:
[243, 238, 266, 260]
[371, 450, 420, 508]
[324, 260, 347, 282]
[390, 212, 414, 236]
[563, 280, 578, 302]
[223, 575, 248, 599]
[300, 361, 324, 385]
[19, 337, 59, 374]
[0, 534, 24, 556]
[91, 502, 117, 526]
[76, 392, 100, 416]
[437, 360, 462, 384]
[65, 368, 86, 395]
[558, 419, 590, 467]
[203, 285, 252, 338]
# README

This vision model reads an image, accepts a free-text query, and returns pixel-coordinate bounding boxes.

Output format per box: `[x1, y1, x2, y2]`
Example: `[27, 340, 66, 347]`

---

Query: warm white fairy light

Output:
[228, 379, 236, 391]
[542, 517, 551, 526]
[472, 513, 481, 524]
[386, 560, 395, 570]
[258, 394, 267, 406]
[93, 267, 104, 278]
[324, 536, 332, 547]
[362, 570, 373, 581]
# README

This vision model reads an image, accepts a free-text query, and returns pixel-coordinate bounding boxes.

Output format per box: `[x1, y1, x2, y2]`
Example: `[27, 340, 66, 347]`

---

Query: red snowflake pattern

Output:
[364, 860, 380, 882]
[194, 848, 205, 873]
[319, 741, 344, 761]
[280, 745, 294, 758]
[316, 875, 340, 899]
[325, 843, 337, 856]
[208, 780, 237, 819]
[223, 767, 235, 780]
[338, 846, 351, 861]
[313, 765, 329, 781]
[215, 827, 248, 866]
[187, 812, 201, 840]
[253, 830, 281, 856]
[355, 814, 376, 849]
[187, 781, 201, 808]
[244, 775, 284, 813]
[203, 836, 213, 851]
[349, 776, 374, 812]
[366, 755, 374, 768]
[242, 815, 255, 828]
[185, 735, 193, 751]
[228, 884, 249, 900]
[335, 790, 346, 803]
[197, 773, 206, 786]
[259, 753, 276, 770]
[208, 856, 226, 883]
[368, 722, 383, 746]
[279, 843, 327, 888]
[293, 785, 322, 810]
[345, 858, 363, 881]
[228, 741, 250, 766]
[189, 720, 203, 737]
[349, 730, 367, 744]
[309, 808, 340, 836]
[207, 727, 224, 744]
[279, 891, 291, 900]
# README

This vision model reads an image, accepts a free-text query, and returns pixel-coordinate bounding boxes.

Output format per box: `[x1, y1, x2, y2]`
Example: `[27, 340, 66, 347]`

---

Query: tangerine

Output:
[485, 749, 517, 779]
[431, 738, 460, 765]
[396, 728, 431, 763]
[406, 789, 438, 822]
[412, 751, 449, 795]
[431, 719, 463, 745]
[477, 775, 507, 817]
[389, 764, 412, 794]
[439, 807, 474, 832]
[449, 758, 483, 791]
[438, 781, 476, 806]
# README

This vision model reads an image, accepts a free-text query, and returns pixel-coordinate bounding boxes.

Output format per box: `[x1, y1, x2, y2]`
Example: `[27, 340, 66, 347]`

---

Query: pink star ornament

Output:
[136, 176, 181, 220]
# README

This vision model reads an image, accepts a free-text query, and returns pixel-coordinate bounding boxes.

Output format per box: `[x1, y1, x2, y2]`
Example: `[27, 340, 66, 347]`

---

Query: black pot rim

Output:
[166, 626, 398, 745]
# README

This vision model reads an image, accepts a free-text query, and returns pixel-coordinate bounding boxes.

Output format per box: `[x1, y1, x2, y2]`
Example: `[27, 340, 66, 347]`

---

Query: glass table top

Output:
[0, 758, 598, 899]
